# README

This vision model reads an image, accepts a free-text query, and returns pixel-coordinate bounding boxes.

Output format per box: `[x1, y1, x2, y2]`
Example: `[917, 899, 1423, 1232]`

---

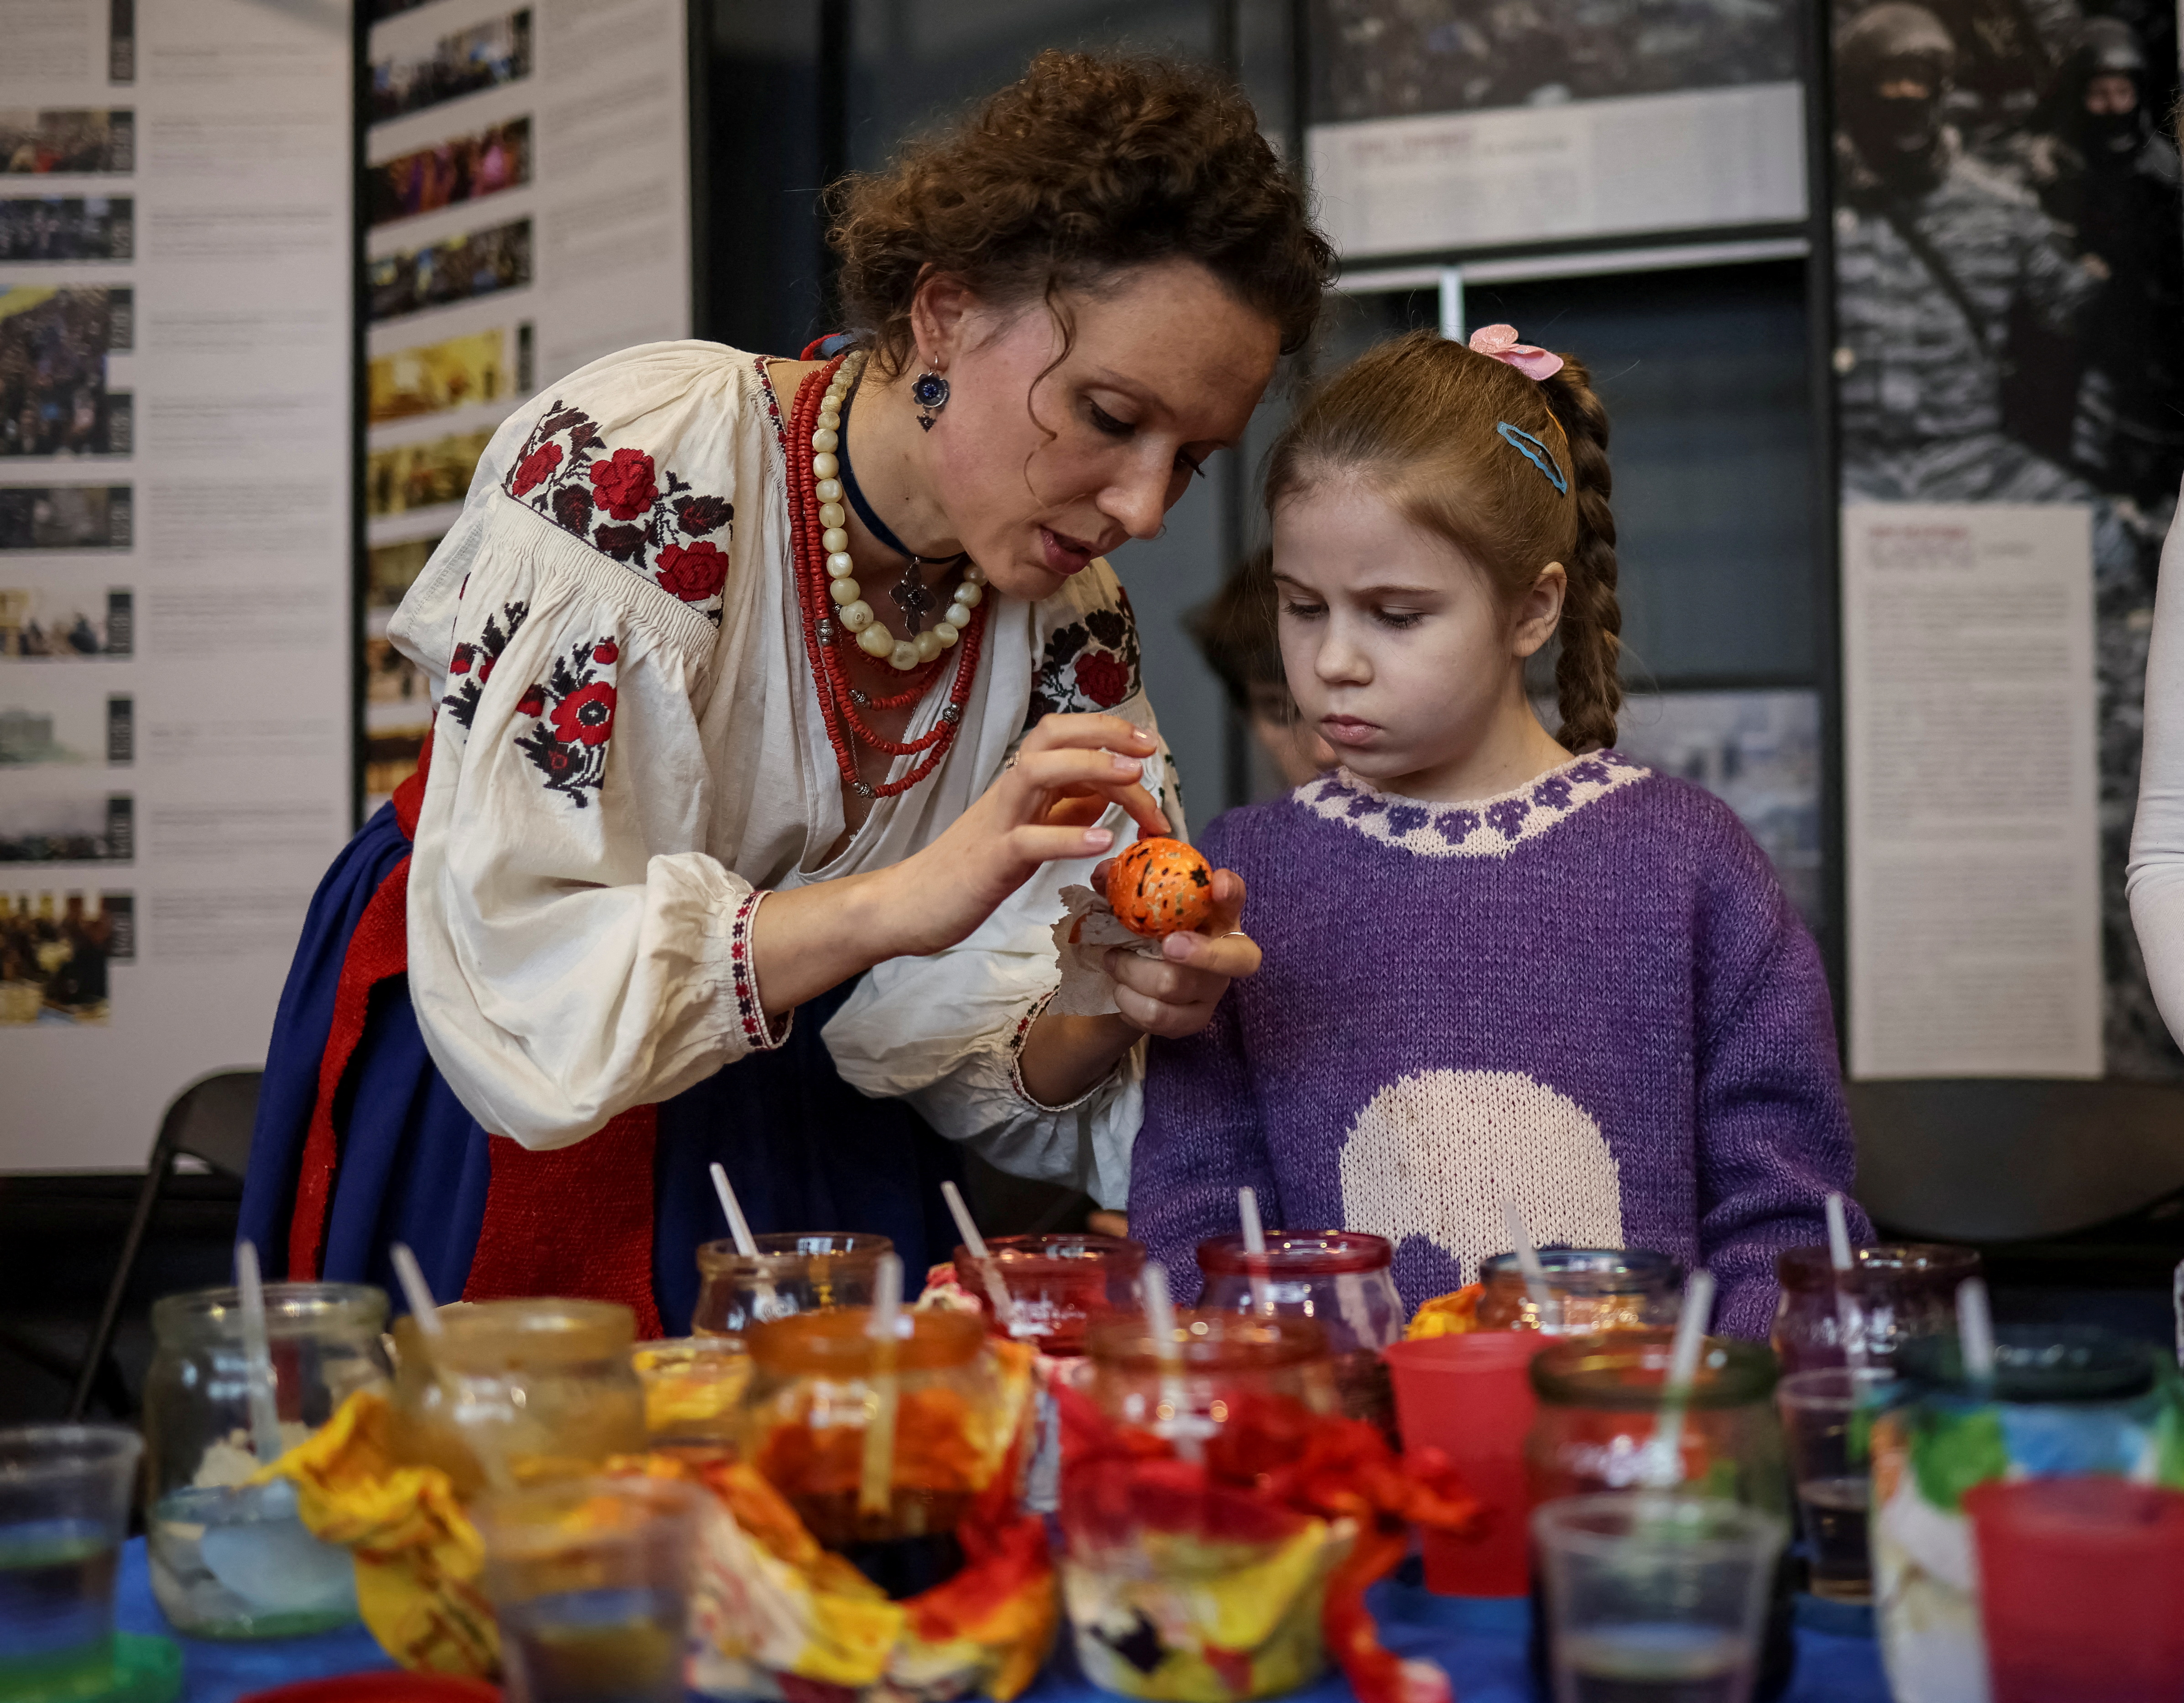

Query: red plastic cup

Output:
[1384, 1333, 1542, 1596]
[1965, 1476, 2184, 1703]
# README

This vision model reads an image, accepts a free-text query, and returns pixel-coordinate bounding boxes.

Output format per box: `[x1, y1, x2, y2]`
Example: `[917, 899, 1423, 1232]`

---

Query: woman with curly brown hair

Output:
[240, 52, 1334, 1331]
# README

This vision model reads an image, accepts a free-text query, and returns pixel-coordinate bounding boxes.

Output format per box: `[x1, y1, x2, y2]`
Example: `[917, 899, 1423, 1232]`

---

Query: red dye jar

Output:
[951, 1232, 1145, 1357]
[1196, 1231, 1402, 1438]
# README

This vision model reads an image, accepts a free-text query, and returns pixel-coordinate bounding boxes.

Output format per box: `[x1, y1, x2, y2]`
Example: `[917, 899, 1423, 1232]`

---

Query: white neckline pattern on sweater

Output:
[1296, 751, 1651, 859]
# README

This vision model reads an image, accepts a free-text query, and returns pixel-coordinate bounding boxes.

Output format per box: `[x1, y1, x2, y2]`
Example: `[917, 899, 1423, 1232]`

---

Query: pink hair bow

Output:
[1468, 324, 1564, 381]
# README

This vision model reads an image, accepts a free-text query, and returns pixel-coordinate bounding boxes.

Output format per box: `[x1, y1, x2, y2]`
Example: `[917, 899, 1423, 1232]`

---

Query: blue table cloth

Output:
[117, 1540, 1891, 1703]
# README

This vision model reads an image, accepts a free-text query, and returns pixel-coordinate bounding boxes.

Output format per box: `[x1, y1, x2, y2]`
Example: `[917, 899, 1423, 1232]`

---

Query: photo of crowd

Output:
[369, 10, 532, 125]
[0, 889, 129, 1026]
[0, 796, 131, 865]
[1311, 0, 1798, 122]
[370, 116, 530, 229]
[0, 198, 133, 262]
[1, 286, 125, 458]
[368, 326, 516, 423]
[0, 110, 133, 175]
[367, 217, 531, 323]
[0, 486, 131, 550]
[1830, 0, 2184, 1073]
[367, 428, 495, 517]
[0, 588, 130, 658]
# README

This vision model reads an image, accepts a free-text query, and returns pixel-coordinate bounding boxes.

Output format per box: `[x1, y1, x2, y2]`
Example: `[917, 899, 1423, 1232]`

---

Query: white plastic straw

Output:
[390, 1242, 443, 1337]
[1503, 1201, 1561, 1333]
[1957, 1276, 1996, 1391]
[233, 1241, 287, 1463]
[1824, 1193, 1868, 1376]
[1238, 1187, 1273, 1316]
[859, 1252, 904, 1517]
[940, 1179, 1021, 1336]
[709, 1161, 759, 1257]
[1142, 1261, 1203, 1464]
[1645, 1268, 1716, 1486]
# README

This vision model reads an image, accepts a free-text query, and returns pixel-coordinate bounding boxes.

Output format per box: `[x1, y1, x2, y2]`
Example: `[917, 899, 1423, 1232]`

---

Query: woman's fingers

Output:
[1021, 712, 1159, 759]
[1014, 717, 1171, 838]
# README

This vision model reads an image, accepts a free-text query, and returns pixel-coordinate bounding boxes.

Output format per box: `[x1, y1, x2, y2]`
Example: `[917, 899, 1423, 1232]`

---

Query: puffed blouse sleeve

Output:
[389, 358, 779, 1149]
[821, 572, 1184, 1211]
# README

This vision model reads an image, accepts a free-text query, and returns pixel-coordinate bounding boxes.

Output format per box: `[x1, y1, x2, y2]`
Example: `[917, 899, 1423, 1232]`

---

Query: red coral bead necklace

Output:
[789, 351, 988, 800]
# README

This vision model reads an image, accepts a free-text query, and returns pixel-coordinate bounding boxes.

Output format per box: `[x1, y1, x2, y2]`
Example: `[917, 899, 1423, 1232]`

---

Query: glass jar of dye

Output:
[1770, 1243, 1980, 1375]
[690, 1232, 893, 1344]
[1195, 1230, 1401, 1438]
[1473, 1247, 1683, 1335]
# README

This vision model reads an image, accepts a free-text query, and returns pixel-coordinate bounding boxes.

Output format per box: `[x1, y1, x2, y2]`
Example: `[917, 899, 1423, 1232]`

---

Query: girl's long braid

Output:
[1539, 357, 1621, 754]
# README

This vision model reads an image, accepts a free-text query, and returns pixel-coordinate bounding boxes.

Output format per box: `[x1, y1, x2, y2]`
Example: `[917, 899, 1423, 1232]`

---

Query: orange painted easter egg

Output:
[1106, 837, 1215, 937]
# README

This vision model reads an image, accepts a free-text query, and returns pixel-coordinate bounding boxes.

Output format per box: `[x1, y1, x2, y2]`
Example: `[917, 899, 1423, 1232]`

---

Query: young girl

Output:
[1129, 327, 1865, 1339]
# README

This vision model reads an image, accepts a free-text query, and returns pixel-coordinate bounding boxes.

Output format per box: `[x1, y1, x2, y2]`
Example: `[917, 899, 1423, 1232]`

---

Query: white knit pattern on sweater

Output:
[1337, 1068, 1625, 1282]
[1299, 752, 1651, 859]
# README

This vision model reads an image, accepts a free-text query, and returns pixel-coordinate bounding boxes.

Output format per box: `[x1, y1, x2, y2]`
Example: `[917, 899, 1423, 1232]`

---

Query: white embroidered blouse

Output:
[385, 341, 1176, 1208]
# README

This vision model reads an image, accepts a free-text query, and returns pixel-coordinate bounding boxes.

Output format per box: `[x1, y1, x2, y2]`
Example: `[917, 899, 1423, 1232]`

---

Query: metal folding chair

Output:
[66, 1069, 262, 1421]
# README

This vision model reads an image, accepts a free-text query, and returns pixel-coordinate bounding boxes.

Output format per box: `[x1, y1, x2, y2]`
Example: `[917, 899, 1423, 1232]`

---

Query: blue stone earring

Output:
[911, 370, 950, 431]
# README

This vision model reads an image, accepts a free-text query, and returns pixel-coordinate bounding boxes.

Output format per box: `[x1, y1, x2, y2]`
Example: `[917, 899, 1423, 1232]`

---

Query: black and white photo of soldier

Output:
[1832, 0, 2184, 1074]
[1312, 0, 1800, 122]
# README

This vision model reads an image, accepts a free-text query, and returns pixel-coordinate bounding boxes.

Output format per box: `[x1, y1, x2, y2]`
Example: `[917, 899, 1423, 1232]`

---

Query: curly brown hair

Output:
[1264, 330, 1623, 753]
[827, 50, 1333, 376]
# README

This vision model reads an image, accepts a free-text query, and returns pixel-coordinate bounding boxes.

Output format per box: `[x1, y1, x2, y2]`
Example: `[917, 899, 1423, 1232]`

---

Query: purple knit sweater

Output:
[1131, 751, 1866, 1340]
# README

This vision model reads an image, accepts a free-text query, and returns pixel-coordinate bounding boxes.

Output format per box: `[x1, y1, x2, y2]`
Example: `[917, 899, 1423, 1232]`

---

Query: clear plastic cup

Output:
[476, 1476, 700, 1703]
[1533, 1493, 1787, 1703]
[1776, 1368, 1895, 1605]
[0, 1424, 142, 1703]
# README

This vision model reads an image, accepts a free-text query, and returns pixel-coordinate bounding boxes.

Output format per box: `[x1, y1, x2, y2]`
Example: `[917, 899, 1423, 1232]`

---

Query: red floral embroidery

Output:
[655, 541, 727, 603]
[512, 632, 619, 806]
[1072, 650, 1129, 708]
[551, 681, 617, 747]
[1024, 594, 1143, 726]
[502, 401, 736, 624]
[512, 443, 562, 496]
[440, 604, 528, 732]
[589, 448, 658, 520]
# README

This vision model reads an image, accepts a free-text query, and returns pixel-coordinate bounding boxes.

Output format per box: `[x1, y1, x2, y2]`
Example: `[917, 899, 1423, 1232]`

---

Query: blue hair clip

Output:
[1495, 422, 1567, 495]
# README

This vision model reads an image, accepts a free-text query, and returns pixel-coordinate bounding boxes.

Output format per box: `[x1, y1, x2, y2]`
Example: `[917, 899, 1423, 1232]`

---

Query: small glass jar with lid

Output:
[951, 1232, 1144, 1356]
[1871, 1325, 2175, 1703]
[1195, 1230, 1401, 1437]
[387, 1299, 648, 1498]
[1059, 1312, 1344, 1702]
[1473, 1247, 1683, 1335]
[690, 1232, 893, 1343]
[1770, 1242, 1980, 1375]
[736, 1309, 1012, 1557]
[142, 1281, 391, 1637]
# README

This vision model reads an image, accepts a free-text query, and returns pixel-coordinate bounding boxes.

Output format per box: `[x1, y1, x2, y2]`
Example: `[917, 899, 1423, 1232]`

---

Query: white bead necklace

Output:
[812, 349, 985, 673]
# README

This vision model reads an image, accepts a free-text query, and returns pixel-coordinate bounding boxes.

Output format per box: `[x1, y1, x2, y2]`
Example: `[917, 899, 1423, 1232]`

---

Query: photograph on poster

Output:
[368, 533, 442, 607]
[0, 793, 131, 865]
[1313, 0, 1798, 120]
[0, 110, 133, 175]
[368, 217, 531, 323]
[1832, 0, 2183, 1074]
[366, 429, 495, 517]
[368, 327, 514, 424]
[0, 588, 130, 658]
[0, 682, 127, 767]
[0, 486, 130, 551]
[0, 198, 133, 263]
[369, 117, 530, 229]
[1, 286, 127, 458]
[369, 10, 533, 125]
[0, 888, 127, 1026]
[1615, 688, 1824, 931]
